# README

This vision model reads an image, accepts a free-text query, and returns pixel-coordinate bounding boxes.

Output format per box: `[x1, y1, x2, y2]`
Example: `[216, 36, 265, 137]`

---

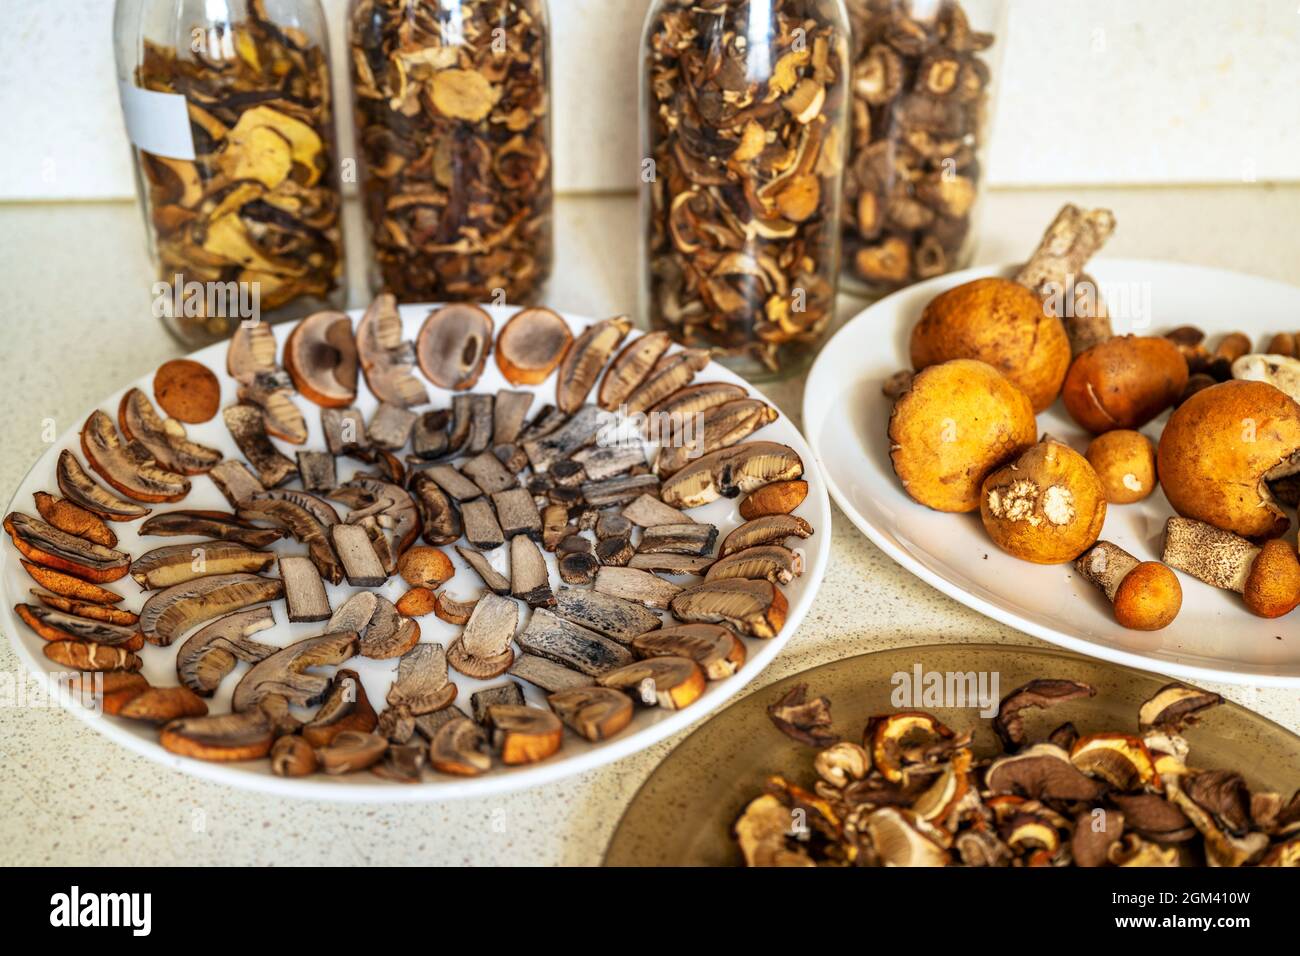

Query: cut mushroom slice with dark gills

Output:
[599, 331, 671, 411]
[522, 404, 606, 473]
[556, 315, 632, 413]
[329, 523, 387, 587]
[547, 686, 634, 741]
[460, 498, 505, 552]
[456, 545, 511, 595]
[509, 535, 555, 607]
[705, 545, 804, 585]
[669, 579, 787, 639]
[416, 303, 494, 391]
[434, 591, 479, 626]
[387, 643, 456, 715]
[160, 709, 274, 762]
[598, 656, 706, 710]
[81, 409, 190, 502]
[139, 509, 284, 549]
[594, 566, 682, 610]
[357, 293, 428, 407]
[719, 514, 813, 557]
[429, 717, 492, 776]
[175, 606, 278, 697]
[448, 592, 519, 679]
[231, 631, 359, 713]
[303, 669, 378, 746]
[129, 540, 275, 589]
[279, 555, 332, 623]
[327, 477, 420, 564]
[516, 607, 635, 677]
[485, 705, 563, 765]
[623, 348, 711, 415]
[509, 653, 595, 693]
[4, 512, 131, 583]
[221, 404, 297, 488]
[654, 399, 778, 475]
[138, 572, 283, 647]
[495, 307, 574, 386]
[637, 522, 717, 556]
[660, 442, 805, 510]
[409, 472, 462, 546]
[317, 730, 389, 775]
[551, 587, 662, 643]
[44, 639, 142, 672]
[56, 449, 151, 521]
[632, 624, 746, 681]
[15, 604, 142, 649]
[239, 493, 343, 584]
[118, 388, 222, 475]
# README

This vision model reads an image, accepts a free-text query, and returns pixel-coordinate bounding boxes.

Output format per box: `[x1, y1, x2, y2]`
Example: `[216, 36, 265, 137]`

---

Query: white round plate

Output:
[804, 259, 1300, 688]
[3, 305, 830, 800]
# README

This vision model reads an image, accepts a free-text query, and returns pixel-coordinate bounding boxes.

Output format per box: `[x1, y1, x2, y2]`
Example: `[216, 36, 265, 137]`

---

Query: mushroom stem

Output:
[1162, 517, 1255, 593]
[1075, 541, 1139, 602]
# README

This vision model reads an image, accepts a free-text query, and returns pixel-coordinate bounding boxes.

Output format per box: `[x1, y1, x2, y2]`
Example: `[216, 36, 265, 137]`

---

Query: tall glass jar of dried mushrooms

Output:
[347, 0, 553, 304]
[641, 0, 851, 379]
[114, 0, 347, 348]
[841, 0, 1004, 295]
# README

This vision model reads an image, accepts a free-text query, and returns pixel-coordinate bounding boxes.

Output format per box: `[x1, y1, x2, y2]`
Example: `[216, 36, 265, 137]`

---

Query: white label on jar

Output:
[118, 82, 196, 161]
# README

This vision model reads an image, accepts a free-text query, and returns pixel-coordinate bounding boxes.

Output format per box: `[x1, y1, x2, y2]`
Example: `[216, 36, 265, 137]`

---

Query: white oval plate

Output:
[3, 305, 830, 800]
[804, 259, 1300, 688]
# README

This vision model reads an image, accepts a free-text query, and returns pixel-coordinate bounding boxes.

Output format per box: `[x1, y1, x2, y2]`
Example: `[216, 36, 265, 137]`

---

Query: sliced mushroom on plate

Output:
[385, 643, 456, 716]
[152, 358, 220, 425]
[433, 591, 479, 626]
[226, 320, 308, 444]
[4, 512, 131, 583]
[509, 534, 555, 607]
[632, 623, 746, 680]
[448, 592, 519, 679]
[485, 705, 563, 764]
[461, 450, 517, 495]
[551, 587, 661, 643]
[160, 709, 273, 762]
[239, 493, 342, 584]
[599, 330, 671, 411]
[81, 410, 189, 502]
[470, 682, 527, 724]
[118, 388, 222, 475]
[548, 686, 634, 741]
[492, 488, 543, 539]
[396, 546, 454, 589]
[496, 307, 574, 386]
[318, 730, 389, 774]
[572, 443, 646, 481]
[719, 514, 813, 557]
[446, 393, 494, 458]
[660, 442, 804, 510]
[557, 542, 599, 586]
[460, 498, 505, 552]
[29, 590, 137, 626]
[594, 566, 682, 610]
[646, 381, 747, 424]
[595, 533, 634, 567]
[517, 607, 634, 677]
[420, 462, 481, 502]
[705, 545, 803, 585]
[207, 459, 266, 507]
[654, 399, 777, 475]
[416, 303, 494, 390]
[356, 293, 428, 407]
[330, 523, 387, 587]
[637, 522, 717, 556]
[357, 596, 420, 660]
[116, 685, 209, 724]
[669, 579, 787, 639]
[139, 572, 283, 647]
[518, 403, 569, 445]
[222, 404, 296, 488]
[44, 639, 142, 672]
[581, 475, 661, 508]
[428, 716, 492, 776]
[492, 389, 534, 445]
[295, 450, 336, 494]
[14, 604, 142, 648]
[20, 560, 124, 606]
[175, 606, 278, 697]
[130, 540, 275, 589]
[623, 348, 711, 415]
[231, 631, 359, 712]
[284, 310, 358, 408]
[522, 404, 605, 473]
[367, 402, 418, 451]
[626, 553, 715, 575]
[411, 409, 451, 460]
[321, 406, 369, 456]
[598, 656, 706, 710]
[409, 472, 462, 546]
[455, 545, 511, 595]
[139, 509, 284, 549]
[738, 479, 809, 519]
[56, 449, 151, 521]
[302, 669, 378, 747]
[621, 492, 692, 528]
[556, 315, 632, 413]
[372, 743, 428, 783]
[271, 735, 319, 777]
[509, 653, 595, 693]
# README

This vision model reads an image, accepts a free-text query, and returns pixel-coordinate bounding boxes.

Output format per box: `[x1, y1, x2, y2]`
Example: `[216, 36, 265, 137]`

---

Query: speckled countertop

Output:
[1, 187, 1297, 866]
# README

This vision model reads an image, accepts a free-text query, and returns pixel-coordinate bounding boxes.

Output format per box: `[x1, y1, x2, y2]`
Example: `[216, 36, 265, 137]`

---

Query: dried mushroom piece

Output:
[495, 308, 573, 386]
[231, 631, 358, 712]
[130, 540, 274, 589]
[357, 294, 428, 407]
[348, 0, 552, 302]
[284, 311, 359, 408]
[416, 304, 494, 391]
[118, 388, 222, 476]
[4, 513, 131, 584]
[222, 404, 296, 488]
[56, 450, 151, 522]
[175, 606, 278, 697]
[81, 410, 189, 503]
[133, 5, 342, 343]
[138, 572, 283, 647]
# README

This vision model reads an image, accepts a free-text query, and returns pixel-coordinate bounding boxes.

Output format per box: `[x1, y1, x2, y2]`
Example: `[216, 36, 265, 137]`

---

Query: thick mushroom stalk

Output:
[1162, 517, 1300, 618]
[1075, 541, 1182, 630]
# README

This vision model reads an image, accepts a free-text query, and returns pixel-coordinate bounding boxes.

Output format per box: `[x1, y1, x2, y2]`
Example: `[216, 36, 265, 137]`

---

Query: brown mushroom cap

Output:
[1243, 539, 1300, 618]
[1158, 380, 1300, 538]
[1113, 561, 1183, 631]
[910, 277, 1071, 412]
[1062, 335, 1189, 433]
[284, 310, 358, 408]
[980, 440, 1107, 564]
[888, 359, 1037, 513]
[1086, 429, 1157, 504]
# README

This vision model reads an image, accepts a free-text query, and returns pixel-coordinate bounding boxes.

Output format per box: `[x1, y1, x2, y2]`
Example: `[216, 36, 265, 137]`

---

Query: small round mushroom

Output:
[1163, 516, 1300, 618]
[1061, 334, 1188, 433]
[1085, 430, 1156, 504]
[1075, 541, 1182, 630]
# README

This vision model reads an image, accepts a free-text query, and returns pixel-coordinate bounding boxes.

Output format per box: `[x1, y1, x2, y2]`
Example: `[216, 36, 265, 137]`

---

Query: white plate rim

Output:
[804, 257, 1300, 689]
[2, 306, 832, 802]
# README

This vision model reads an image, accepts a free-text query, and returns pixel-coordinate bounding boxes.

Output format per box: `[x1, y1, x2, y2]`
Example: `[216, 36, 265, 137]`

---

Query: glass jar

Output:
[114, 0, 346, 348]
[640, 0, 851, 380]
[841, 0, 1004, 295]
[348, 0, 553, 304]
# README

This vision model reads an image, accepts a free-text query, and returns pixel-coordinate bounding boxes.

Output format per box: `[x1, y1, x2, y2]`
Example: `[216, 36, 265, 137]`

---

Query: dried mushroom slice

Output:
[622, 348, 711, 416]
[495, 308, 573, 386]
[517, 607, 634, 677]
[448, 592, 519, 679]
[599, 332, 671, 411]
[637, 523, 717, 557]
[4, 512, 131, 583]
[387, 643, 456, 716]
[410, 472, 462, 546]
[318, 731, 388, 775]
[227, 323, 308, 445]
[139, 572, 284, 647]
[303, 669, 378, 747]
[705, 545, 804, 585]
[357, 597, 420, 660]
[669, 579, 788, 639]
[279, 555, 332, 623]
[654, 399, 778, 475]
[239, 492, 342, 584]
[330, 523, 387, 587]
[270, 736, 318, 777]
[660, 442, 804, 509]
[222, 404, 296, 488]
[152, 359, 220, 424]
[456, 545, 511, 595]
[416, 304, 494, 391]
[159, 710, 273, 763]
[485, 705, 563, 765]
[20, 560, 124, 606]
[598, 656, 706, 711]
[593, 566, 682, 610]
[44, 639, 142, 673]
[557, 316, 632, 413]
[509, 534, 555, 608]
[428, 717, 492, 777]
[493, 390, 535, 445]
[548, 686, 634, 741]
[647, 382, 747, 423]
[509, 653, 595, 694]
[139, 509, 283, 549]
[15, 604, 142, 649]
[116, 686, 209, 724]
[231, 631, 359, 712]
[175, 606, 278, 697]
[284, 311, 358, 408]
[30, 590, 136, 626]
[118, 388, 222, 475]
[551, 588, 661, 644]
[130, 540, 274, 589]
[56, 449, 150, 521]
[81, 410, 189, 503]
[357, 294, 427, 407]
[632, 624, 746, 681]
[719, 514, 813, 557]
[208, 460, 266, 508]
